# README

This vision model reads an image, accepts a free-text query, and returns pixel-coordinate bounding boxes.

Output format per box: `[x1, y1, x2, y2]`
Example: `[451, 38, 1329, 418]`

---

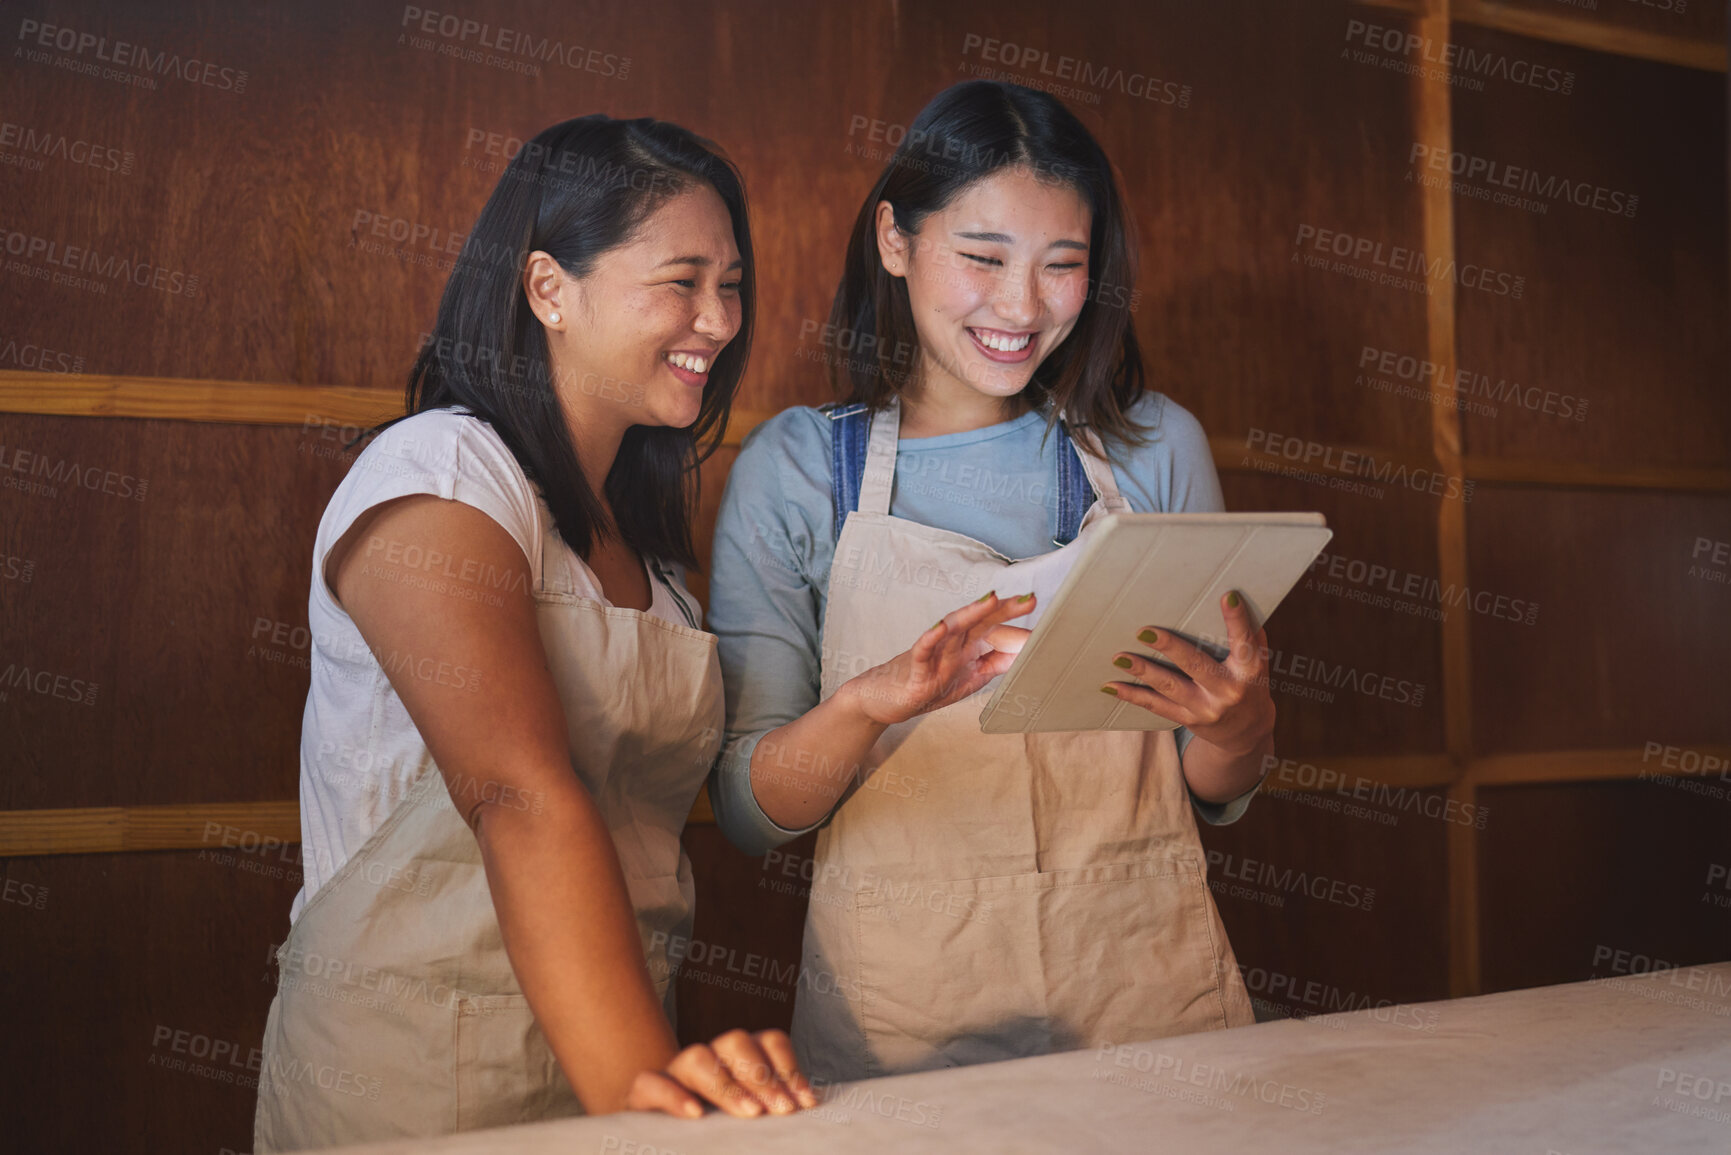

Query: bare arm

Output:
[330, 495, 809, 1116]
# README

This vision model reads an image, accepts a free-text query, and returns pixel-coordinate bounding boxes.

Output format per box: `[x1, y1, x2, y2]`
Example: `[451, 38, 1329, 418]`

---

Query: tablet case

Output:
[978, 512, 1333, 733]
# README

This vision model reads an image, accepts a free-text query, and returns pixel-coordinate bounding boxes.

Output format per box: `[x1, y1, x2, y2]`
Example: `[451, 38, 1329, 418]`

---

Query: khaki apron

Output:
[254, 520, 723, 1151]
[792, 397, 1254, 1083]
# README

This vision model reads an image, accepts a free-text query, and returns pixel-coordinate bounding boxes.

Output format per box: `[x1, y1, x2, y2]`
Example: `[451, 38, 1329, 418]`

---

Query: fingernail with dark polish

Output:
[1113, 656, 1132, 669]
[1227, 591, 1241, 608]
[1100, 685, 1118, 697]
[1138, 628, 1159, 645]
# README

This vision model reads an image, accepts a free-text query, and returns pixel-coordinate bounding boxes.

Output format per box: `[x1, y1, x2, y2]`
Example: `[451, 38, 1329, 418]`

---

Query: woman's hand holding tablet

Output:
[1104, 589, 1277, 759]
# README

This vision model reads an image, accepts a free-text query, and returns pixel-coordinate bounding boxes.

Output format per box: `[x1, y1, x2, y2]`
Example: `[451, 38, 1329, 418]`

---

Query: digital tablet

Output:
[977, 512, 1332, 733]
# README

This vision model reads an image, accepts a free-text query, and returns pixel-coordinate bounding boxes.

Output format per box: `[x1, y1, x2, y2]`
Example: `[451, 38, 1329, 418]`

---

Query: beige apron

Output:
[792, 397, 1254, 1084]
[254, 520, 723, 1151]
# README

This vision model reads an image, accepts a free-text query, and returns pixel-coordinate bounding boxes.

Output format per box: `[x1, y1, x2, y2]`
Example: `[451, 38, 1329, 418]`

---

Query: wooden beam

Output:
[0, 370, 770, 448]
[1462, 455, 1731, 494]
[0, 794, 718, 857]
[1211, 439, 1731, 494]
[0, 800, 300, 857]
[1351, 0, 1427, 17]
[1409, 0, 1483, 1001]
[1453, 0, 1727, 73]
[0, 370, 403, 429]
[1470, 747, 1731, 786]
[1446, 779, 1481, 997]
[6, 749, 1709, 857]
[0, 373, 1719, 493]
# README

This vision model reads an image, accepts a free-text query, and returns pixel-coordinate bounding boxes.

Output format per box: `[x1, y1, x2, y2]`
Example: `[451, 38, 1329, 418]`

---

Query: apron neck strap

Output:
[857, 396, 902, 515]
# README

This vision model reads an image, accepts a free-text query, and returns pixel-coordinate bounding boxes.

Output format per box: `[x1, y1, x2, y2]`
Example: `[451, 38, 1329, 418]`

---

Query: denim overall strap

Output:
[827, 402, 872, 544]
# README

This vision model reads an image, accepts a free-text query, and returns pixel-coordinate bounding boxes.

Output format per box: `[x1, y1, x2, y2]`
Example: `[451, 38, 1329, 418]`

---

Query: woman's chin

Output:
[966, 368, 1038, 400]
[643, 398, 704, 430]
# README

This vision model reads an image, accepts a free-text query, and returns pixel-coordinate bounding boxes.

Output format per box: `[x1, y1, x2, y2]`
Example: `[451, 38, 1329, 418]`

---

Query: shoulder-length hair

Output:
[404, 114, 754, 570]
[828, 80, 1149, 450]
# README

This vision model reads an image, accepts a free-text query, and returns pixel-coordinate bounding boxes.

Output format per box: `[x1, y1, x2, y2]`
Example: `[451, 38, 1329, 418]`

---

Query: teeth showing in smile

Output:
[666, 352, 710, 373]
[971, 328, 1031, 352]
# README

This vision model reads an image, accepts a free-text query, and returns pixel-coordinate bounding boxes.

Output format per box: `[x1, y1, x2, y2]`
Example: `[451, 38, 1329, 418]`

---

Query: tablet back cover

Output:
[978, 512, 1332, 733]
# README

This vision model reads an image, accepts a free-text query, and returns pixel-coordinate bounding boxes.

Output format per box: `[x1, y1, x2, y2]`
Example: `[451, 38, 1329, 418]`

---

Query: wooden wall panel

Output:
[674, 826, 813, 1042]
[1466, 486, 1731, 753]
[1196, 786, 1453, 1017]
[1452, 26, 1729, 468]
[1478, 780, 1731, 994]
[1222, 472, 1448, 757]
[0, 416, 352, 809]
[1, 1, 1727, 1152]
[0, 0, 1436, 427]
[1058, 0, 1433, 460]
[0, 850, 298, 1153]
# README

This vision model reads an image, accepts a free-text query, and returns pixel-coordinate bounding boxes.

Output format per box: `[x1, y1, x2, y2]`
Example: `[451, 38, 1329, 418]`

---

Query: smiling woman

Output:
[251, 116, 814, 1152]
[826, 79, 1148, 444]
[706, 80, 1272, 1085]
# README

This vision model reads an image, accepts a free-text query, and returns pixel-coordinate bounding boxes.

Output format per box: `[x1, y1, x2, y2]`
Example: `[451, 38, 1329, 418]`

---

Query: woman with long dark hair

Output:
[708, 81, 1271, 1082]
[255, 115, 813, 1150]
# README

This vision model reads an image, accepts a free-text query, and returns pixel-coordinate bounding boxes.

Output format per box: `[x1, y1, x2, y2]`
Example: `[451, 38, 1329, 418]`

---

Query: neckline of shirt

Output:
[895, 405, 1051, 450]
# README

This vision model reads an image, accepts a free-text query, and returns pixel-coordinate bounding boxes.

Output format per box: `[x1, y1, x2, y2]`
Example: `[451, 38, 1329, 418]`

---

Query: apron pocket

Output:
[256, 976, 457, 1150]
[452, 993, 583, 1132]
[853, 858, 1231, 1076]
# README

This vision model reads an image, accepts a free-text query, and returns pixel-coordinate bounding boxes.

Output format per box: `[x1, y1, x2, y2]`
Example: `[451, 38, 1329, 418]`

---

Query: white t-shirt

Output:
[291, 407, 702, 920]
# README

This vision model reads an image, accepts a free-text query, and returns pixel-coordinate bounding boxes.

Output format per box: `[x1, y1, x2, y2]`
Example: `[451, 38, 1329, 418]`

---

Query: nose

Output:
[692, 286, 736, 343]
[991, 261, 1040, 329]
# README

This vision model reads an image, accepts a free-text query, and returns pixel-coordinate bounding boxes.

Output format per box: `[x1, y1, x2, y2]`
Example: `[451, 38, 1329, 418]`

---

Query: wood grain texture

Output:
[10, 372, 1729, 491]
[1472, 747, 1731, 784]
[1465, 486, 1731, 755]
[0, 850, 300, 1153]
[1447, 778, 1482, 995]
[1455, 0, 1727, 70]
[0, 415, 351, 810]
[0, 370, 403, 426]
[0, 800, 298, 856]
[674, 826, 816, 1041]
[1409, 0, 1482, 998]
[1197, 781, 1453, 1017]
[1451, 25, 1730, 470]
[1462, 455, 1731, 491]
[1477, 780, 1731, 994]
[1220, 470, 1449, 759]
[0, 1, 1725, 1151]
[16, 745, 1717, 857]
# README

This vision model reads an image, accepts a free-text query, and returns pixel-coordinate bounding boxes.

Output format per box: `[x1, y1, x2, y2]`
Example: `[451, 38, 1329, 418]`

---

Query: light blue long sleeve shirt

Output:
[706, 390, 1261, 854]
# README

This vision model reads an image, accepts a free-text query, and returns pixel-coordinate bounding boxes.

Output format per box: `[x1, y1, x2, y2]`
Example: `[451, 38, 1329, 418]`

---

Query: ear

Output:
[521, 251, 568, 329]
[874, 201, 909, 280]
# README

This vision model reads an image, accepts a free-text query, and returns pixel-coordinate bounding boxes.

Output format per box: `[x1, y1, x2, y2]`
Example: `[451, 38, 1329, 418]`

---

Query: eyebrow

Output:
[655, 255, 745, 269]
[954, 230, 1088, 252]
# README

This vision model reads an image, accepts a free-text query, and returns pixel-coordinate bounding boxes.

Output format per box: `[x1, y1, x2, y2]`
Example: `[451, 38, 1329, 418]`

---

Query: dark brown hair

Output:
[828, 80, 1149, 452]
[404, 115, 754, 570]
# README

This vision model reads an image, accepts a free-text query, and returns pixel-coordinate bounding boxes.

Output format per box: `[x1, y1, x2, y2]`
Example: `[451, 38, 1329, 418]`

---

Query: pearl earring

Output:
[548, 312, 561, 324]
